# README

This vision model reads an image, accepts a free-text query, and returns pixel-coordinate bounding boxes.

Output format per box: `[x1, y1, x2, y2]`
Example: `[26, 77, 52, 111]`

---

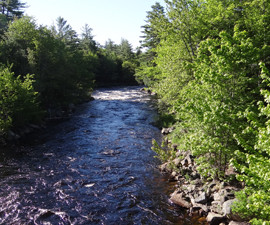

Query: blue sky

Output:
[24, 0, 165, 49]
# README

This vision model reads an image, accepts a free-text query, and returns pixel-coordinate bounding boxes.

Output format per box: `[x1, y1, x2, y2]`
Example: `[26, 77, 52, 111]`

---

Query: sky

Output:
[23, 0, 165, 49]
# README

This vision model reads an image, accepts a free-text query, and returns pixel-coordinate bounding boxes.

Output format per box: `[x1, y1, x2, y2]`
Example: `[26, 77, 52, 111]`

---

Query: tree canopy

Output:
[0, 0, 139, 141]
[137, 0, 270, 223]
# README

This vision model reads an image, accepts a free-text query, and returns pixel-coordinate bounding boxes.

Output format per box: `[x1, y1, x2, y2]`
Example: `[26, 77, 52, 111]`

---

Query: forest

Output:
[0, 0, 139, 141]
[137, 0, 270, 224]
[1, 0, 270, 224]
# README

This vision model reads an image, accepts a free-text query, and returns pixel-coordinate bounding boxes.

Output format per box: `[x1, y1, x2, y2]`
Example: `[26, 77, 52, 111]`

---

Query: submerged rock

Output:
[7, 130, 20, 141]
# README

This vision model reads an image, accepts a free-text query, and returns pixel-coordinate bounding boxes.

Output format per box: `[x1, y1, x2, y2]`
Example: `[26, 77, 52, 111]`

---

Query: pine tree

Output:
[0, 0, 25, 20]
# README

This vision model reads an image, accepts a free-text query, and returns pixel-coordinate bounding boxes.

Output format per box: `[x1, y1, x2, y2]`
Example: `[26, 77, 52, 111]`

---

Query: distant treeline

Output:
[0, 0, 141, 137]
[137, 0, 270, 224]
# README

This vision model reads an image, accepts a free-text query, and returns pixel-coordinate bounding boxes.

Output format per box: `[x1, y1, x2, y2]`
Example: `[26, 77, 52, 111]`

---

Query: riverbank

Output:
[2, 100, 91, 146]
[156, 128, 250, 225]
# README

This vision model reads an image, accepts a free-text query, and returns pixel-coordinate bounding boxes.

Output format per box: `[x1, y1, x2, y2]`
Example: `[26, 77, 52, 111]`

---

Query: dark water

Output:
[0, 86, 204, 225]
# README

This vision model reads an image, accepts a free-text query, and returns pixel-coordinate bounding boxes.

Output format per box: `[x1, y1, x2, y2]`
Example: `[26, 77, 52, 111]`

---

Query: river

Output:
[0, 86, 203, 225]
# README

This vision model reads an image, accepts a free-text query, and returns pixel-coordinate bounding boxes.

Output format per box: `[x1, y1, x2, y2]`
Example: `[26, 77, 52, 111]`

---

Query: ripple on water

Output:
[0, 86, 206, 224]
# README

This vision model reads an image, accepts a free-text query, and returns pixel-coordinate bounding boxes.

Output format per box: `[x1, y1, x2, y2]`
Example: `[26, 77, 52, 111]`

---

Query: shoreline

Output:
[157, 128, 250, 225]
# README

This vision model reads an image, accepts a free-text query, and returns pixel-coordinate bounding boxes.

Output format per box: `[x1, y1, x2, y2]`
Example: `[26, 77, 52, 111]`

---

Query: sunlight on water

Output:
[0, 86, 205, 225]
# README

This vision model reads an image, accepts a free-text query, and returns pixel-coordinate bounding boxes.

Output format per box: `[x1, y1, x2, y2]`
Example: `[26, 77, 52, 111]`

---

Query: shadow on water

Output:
[0, 86, 207, 224]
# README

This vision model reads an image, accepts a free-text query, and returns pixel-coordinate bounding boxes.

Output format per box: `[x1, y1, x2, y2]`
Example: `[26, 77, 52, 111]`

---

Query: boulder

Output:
[207, 180, 220, 193]
[192, 179, 202, 186]
[210, 201, 223, 214]
[161, 127, 174, 135]
[175, 150, 182, 157]
[186, 184, 196, 193]
[171, 171, 177, 177]
[223, 199, 242, 221]
[170, 191, 191, 209]
[224, 186, 238, 199]
[206, 212, 225, 225]
[192, 202, 209, 213]
[159, 163, 172, 173]
[225, 166, 237, 176]
[190, 171, 200, 179]
[181, 151, 193, 167]
[213, 190, 226, 204]
[213, 192, 222, 201]
[194, 192, 207, 204]
[223, 199, 236, 216]
[172, 158, 181, 168]
[169, 171, 178, 181]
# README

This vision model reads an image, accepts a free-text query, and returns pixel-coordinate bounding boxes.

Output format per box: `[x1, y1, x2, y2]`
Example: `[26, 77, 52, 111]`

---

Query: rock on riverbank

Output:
[159, 129, 250, 225]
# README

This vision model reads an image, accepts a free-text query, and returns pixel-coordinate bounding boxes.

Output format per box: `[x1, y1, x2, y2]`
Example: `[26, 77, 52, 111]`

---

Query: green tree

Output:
[0, 0, 25, 20]
[0, 67, 41, 135]
[28, 25, 95, 107]
[27, 25, 70, 107]
[104, 39, 117, 53]
[52, 17, 78, 50]
[138, 1, 167, 80]
[118, 38, 134, 61]
[96, 38, 138, 86]
[0, 16, 38, 76]
[139, 0, 270, 222]
[232, 63, 270, 224]
[96, 47, 121, 85]
[0, 13, 7, 35]
[80, 24, 97, 52]
[140, 2, 166, 51]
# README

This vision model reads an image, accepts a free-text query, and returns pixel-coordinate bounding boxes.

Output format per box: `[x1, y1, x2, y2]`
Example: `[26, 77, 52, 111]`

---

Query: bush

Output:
[0, 67, 42, 135]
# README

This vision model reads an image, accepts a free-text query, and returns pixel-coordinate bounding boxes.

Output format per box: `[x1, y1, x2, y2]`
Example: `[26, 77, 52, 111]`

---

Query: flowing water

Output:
[0, 86, 204, 225]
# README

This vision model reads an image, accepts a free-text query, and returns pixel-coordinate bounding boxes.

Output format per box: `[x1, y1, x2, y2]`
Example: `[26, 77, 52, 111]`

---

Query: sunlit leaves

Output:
[0, 67, 41, 133]
[139, 0, 270, 223]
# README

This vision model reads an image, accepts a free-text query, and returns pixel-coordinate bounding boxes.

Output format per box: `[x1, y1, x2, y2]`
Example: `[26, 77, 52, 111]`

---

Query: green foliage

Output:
[0, 16, 97, 110]
[0, 15, 101, 137]
[118, 39, 134, 61]
[80, 24, 97, 52]
[135, 64, 161, 86]
[0, 67, 42, 134]
[1, 16, 38, 76]
[0, 14, 7, 34]
[151, 139, 176, 163]
[96, 39, 138, 86]
[141, 2, 167, 51]
[0, 2, 138, 142]
[0, 0, 25, 21]
[231, 63, 270, 223]
[154, 113, 176, 129]
[135, 2, 167, 86]
[140, 0, 270, 223]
